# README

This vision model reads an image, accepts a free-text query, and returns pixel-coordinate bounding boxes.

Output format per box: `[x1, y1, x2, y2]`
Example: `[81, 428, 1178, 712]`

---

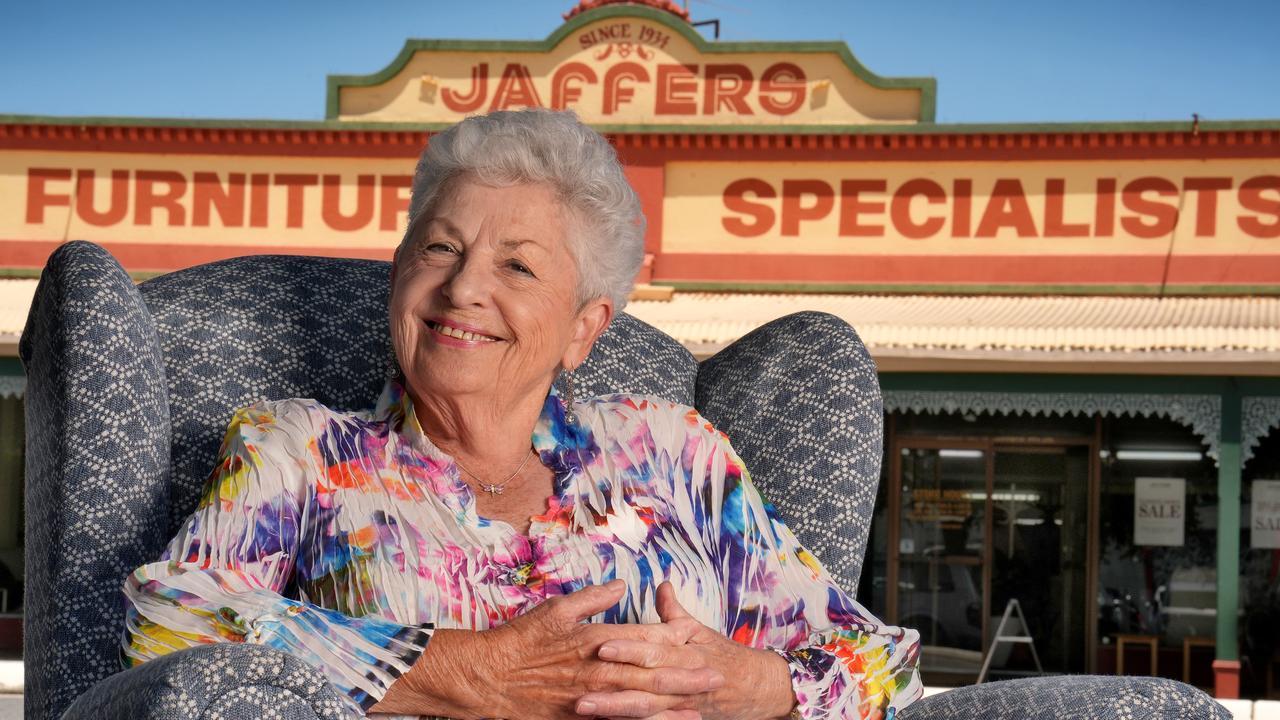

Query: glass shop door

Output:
[891, 443, 991, 685]
[890, 439, 1093, 684]
[989, 445, 1090, 677]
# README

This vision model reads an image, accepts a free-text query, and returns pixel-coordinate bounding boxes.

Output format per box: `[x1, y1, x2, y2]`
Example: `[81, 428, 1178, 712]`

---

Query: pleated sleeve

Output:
[681, 411, 922, 720]
[120, 399, 433, 716]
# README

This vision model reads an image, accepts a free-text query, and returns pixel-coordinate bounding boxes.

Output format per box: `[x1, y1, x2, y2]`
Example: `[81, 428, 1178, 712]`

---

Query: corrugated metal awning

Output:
[626, 292, 1280, 374]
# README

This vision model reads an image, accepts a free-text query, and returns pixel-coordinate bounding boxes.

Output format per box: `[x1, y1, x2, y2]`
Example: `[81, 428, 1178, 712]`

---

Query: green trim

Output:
[0, 266, 159, 282]
[324, 4, 937, 123]
[1216, 381, 1241, 662]
[5, 111, 1280, 136]
[658, 281, 1280, 296]
[0, 268, 42, 279]
[0, 359, 23, 377]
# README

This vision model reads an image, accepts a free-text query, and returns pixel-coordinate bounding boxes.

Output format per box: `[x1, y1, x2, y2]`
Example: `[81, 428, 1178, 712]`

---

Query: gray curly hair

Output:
[396, 108, 646, 312]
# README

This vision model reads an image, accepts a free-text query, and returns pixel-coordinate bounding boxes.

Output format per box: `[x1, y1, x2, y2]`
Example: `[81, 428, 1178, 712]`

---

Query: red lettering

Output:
[25, 168, 71, 223]
[134, 170, 187, 226]
[655, 64, 698, 115]
[322, 175, 376, 232]
[380, 175, 412, 232]
[551, 62, 597, 110]
[249, 173, 270, 227]
[1183, 177, 1233, 236]
[890, 179, 946, 239]
[758, 63, 806, 115]
[442, 63, 489, 113]
[274, 174, 318, 229]
[192, 172, 245, 227]
[1239, 175, 1280, 239]
[75, 169, 130, 227]
[1121, 177, 1179, 238]
[1043, 178, 1089, 237]
[781, 180, 833, 236]
[603, 62, 648, 115]
[976, 179, 1037, 237]
[704, 64, 753, 115]
[839, 180, 886, 237]
[952, 180, 972, 237]
[1095, 178, 1116, 236]
[489, 64, 543, 111]
[722, 178, 775, 237]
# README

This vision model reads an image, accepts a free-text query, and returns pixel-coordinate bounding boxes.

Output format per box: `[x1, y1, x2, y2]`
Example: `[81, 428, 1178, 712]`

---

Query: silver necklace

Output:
[453, 448, 536, 495]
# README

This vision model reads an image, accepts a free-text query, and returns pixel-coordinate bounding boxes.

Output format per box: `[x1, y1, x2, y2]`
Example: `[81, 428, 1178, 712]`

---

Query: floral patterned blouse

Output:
[122, 377, 921, 719]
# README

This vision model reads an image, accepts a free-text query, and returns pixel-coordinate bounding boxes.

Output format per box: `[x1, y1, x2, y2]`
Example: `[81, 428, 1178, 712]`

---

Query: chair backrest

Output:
[22, 241, 880, 719]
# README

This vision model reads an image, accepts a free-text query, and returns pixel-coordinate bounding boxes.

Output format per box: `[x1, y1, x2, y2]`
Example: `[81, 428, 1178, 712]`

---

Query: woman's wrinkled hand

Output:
[477, 579, 724, 720]
[576, 581, 798, 720]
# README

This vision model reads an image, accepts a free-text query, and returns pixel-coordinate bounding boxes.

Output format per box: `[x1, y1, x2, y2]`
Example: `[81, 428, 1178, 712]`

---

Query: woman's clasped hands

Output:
[571, 580, 797, 720]
[372, 579, 797, 720]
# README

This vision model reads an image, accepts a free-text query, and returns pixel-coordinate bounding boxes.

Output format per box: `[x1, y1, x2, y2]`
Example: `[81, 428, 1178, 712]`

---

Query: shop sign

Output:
[330, 8, 929, 127]
[1251, 480, 1280, 549]
[2, 151, 416, 269]
[1134, 477, 1186, 547]
[661, 160, 1280, 287]
[906, 488, 974, 528]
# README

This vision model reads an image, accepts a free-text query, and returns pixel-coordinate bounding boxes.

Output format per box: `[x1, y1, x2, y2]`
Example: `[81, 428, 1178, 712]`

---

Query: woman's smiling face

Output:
[389, 177, 611, 405]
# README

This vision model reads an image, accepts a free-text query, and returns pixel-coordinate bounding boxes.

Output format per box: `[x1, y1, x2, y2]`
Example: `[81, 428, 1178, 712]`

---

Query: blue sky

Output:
[3, 0, 1278, 124]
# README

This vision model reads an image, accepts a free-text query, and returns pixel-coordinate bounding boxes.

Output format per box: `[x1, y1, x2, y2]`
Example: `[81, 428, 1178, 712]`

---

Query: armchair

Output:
[20, 241, 1227, 719]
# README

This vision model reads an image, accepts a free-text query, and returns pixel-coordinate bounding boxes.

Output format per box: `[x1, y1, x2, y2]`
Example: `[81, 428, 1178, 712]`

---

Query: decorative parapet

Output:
[882, 390, 1222, 461]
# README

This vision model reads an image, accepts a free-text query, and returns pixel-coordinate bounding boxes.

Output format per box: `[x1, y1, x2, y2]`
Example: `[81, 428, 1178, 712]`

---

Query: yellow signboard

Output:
[660, 160, 1280, 286]
[330, 5, 932, 127]
[3, 150, 414, 269]
[665, 160, 1280, 254]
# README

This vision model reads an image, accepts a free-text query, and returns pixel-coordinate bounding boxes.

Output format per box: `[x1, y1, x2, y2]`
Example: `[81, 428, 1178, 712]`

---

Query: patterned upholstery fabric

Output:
[696, 311, 882, 594]
[556, 311, 698, 406]
[138, 255, 397, 540]
[61, 644, 351, 720]
[899, 676, 1230, 719]
[19, 241, 174, 719]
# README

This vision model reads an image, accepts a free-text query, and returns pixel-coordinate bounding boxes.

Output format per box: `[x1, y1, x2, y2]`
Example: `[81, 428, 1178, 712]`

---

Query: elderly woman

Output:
[121, 109, 921, 720]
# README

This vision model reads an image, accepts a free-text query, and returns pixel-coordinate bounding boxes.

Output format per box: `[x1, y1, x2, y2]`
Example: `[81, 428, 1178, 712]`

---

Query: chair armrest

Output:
[61, 644, 352, 720]
[19, 241, 177, 717]
[695, 311, 882, 594]
[897, 676, 1230, 720]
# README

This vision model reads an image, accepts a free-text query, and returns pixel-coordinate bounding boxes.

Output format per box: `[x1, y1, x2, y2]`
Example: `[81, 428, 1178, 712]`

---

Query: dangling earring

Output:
[562, 366, 577, 424]
[385, 334, 400, 380]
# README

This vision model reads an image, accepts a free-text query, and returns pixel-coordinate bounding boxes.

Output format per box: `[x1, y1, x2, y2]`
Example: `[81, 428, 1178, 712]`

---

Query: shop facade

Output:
[2, 0, 1279, 698]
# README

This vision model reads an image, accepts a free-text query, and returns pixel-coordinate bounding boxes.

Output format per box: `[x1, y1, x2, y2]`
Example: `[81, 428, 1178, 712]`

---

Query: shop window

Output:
[1097, 414, 1217, 680]
[1242, 426, 1280, 698]
[0, 393, 23, 659]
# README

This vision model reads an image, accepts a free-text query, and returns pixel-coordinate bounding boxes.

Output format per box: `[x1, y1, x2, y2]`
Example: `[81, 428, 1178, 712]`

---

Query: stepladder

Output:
[977, 598, 1046, 684]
